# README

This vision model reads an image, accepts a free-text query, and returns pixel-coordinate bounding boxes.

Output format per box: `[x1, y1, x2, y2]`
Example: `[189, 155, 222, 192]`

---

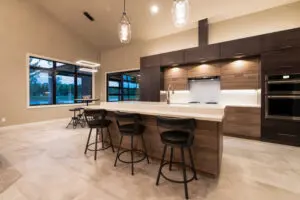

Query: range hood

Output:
[188, 76, 220, 81]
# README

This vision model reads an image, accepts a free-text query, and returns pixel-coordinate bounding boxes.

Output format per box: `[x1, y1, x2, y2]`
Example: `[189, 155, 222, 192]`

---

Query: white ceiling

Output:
[31, 0, 300, 50]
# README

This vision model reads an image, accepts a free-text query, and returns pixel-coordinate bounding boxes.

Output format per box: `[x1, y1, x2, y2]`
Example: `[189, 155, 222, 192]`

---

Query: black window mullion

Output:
[53, 61, 57, 105]
[74, 67, 78, 103]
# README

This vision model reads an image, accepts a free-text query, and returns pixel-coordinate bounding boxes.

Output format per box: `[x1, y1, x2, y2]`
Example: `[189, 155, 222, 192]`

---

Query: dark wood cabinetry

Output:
[140, 66, 161, 102]
[160, 50, 185, 66]
[185, 44, 220, 64]
[140, 55, 160, 68]
[262, 28, 300, 52]
[220, 36, 261, 59]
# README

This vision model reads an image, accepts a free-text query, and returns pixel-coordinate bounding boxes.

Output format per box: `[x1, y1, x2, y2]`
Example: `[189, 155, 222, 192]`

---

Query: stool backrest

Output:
[114, 111, 142, 128]
[157, 116, 196, 143]
[84, 109, 107, 127]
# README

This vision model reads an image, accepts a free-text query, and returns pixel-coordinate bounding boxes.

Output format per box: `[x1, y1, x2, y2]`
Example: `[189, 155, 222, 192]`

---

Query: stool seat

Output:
[119, 123, 145, 135]
[88, 119, 111, 128]
[161, 131, 190, 145]
[69, 108, 82, 112]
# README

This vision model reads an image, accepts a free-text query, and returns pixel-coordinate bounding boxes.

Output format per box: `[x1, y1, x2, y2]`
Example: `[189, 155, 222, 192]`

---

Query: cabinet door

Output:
[141, 55, 160, 68]
[187, 63, 221, 78]
[262, 28, 300, 52]
[220, 36, 261, 59]
[140, 66, 161, 102]
[185, 44, 220, 64]
[223, 106, 261, 138]
[160, 50, 184, 66]
[220, 58, 260, 90]
[261, 47, 300, 73]
[163, 67, 188, 90]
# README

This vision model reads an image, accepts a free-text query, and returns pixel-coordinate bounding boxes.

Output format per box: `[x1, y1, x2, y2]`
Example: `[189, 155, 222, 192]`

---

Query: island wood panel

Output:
[106, 112, 223, 178]
[223, 106, 261, 138]
[187, 63, 221, 78]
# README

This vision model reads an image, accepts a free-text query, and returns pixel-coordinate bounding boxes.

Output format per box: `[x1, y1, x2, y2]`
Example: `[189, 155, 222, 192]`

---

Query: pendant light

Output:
[119, 0, 131, 44]
[172, 0, 190, 27]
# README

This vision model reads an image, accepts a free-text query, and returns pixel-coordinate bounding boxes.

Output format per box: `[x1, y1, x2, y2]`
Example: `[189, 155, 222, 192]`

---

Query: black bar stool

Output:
[114, 112, 150, 175]
[156, 117, 198, 200]
[84, 109, 115, 160]
[66, 108, 85, 129]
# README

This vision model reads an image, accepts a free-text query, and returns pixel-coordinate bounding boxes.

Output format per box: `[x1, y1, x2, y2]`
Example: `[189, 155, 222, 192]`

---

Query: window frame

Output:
[26, 54, 95, 108]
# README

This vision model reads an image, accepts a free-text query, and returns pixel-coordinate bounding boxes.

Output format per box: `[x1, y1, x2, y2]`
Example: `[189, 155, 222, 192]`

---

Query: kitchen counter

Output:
[87, 102, 225, 122]
[87, 101, 223, 177]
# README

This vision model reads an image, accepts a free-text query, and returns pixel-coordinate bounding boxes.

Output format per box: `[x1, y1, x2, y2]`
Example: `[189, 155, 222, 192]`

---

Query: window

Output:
[29, 56, 93, 106]
[107, 71, 140, 102]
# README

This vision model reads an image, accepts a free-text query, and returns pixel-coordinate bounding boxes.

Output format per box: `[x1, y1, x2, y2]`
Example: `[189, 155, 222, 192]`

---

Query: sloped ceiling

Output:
[30, 0, 300, 50]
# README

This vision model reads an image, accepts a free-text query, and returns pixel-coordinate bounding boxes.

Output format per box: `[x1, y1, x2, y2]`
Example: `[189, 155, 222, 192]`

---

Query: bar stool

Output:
[114, 112, 150, 175]
[84, 109, 115, 160]
[66, 108, 85, 129]
[156, 117, 198, 200]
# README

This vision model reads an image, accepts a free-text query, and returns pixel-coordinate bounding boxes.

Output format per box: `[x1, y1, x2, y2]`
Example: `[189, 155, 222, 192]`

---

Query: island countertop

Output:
[87, 102, 224, 122]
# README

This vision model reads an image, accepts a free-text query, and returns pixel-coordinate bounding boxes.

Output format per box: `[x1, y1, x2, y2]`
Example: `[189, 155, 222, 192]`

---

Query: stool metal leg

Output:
[114, 135, 123, 167]
[180, 147, 189, 199]
[94, 129, 98, 161]
[131, 135, 134, 175]
[101, 128, 104, 149]
[156, 144, 167, 186]
[107, 127, 115, 153]
[169, 147, 173, 171]
[84, 128, 93, 154]
[141, 134, 150, 164]
[188, 147, 198, 180]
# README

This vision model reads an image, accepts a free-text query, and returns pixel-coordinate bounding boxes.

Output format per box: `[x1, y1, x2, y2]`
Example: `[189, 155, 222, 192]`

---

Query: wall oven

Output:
[265, 74, 300, 120]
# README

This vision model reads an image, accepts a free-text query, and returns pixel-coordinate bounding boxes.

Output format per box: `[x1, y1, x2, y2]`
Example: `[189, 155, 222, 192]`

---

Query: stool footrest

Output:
[87, 141, 113, 151]
[160, 162, 197, 184]
[116, 149, 147, 164]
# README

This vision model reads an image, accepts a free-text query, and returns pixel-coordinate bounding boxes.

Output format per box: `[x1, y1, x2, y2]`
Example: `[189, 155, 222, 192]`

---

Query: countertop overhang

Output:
[86, 102, 225, 122]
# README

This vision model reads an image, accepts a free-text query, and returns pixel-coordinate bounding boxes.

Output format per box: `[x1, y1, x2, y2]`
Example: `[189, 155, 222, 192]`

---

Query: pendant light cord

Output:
[123, 0, 126, 14]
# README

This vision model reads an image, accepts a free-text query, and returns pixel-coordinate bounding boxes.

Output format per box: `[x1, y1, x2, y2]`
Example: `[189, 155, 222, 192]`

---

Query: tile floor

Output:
[0, 119, 300, 200]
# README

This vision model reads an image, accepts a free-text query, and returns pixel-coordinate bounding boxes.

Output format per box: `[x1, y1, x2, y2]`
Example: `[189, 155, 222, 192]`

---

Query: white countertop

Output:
[86, 102, 225, 122]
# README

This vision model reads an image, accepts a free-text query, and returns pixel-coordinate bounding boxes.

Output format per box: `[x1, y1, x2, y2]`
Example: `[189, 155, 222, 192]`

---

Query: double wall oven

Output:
[265, 74, 300, 121]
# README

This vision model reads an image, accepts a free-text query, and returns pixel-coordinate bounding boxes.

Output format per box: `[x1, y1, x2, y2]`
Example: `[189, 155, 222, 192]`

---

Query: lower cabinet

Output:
[223, 106, 261, 138]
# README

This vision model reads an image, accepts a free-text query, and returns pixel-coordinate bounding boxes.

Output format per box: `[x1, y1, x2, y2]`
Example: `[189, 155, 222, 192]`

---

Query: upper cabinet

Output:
[163, 67, 188, 90]
[262, 28, 300, 52]
[160, 50, 185, 67]
[220, 36, 261, 59]
[220, 58, 260, 90]
[185, 44, 220, 64]
[140, 55, 160, 68]
[187, 63, 220, 78]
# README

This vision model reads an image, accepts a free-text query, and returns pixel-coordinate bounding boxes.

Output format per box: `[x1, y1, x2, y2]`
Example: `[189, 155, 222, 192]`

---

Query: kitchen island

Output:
[87, 102, 224, 178]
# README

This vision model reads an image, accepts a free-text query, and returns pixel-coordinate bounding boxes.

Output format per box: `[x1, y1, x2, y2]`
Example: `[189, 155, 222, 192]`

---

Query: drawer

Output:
[262, 126, 300, 146]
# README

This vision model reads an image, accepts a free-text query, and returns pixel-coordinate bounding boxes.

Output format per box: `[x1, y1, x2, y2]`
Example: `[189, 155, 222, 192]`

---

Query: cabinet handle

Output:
[277, 133, 297, 137]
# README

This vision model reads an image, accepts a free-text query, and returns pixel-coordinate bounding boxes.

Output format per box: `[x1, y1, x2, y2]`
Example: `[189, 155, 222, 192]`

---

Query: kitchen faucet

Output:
[166, 84, 174, 104]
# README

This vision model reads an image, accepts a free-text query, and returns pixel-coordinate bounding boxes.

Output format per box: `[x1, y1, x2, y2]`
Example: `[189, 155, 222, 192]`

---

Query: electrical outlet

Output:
[1, 117, 6, 123]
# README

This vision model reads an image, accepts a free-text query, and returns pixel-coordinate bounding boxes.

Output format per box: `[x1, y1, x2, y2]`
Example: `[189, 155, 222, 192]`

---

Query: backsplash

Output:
[160, 89, 261, 106]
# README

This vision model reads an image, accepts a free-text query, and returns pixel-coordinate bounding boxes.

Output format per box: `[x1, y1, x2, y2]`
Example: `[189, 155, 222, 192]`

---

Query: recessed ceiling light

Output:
[75, 60, 100, 68]
[150, 5, 159, 15]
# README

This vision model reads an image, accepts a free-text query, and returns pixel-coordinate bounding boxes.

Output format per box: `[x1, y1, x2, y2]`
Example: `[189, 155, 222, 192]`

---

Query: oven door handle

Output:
[267, 95, 300, 99]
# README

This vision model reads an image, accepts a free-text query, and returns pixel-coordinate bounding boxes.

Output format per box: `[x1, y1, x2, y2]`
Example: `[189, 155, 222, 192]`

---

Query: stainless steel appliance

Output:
[265, 73, 300, 120]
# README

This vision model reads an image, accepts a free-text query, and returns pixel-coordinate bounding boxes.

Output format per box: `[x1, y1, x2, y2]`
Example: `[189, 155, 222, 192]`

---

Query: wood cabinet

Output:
[187, 63, 220, 78]
[140, 66, 161, 101]
[262, 28, 300, 52]
[163, 67, 188, 90]
[220, 58, 260, 90]
[223, 106, 261, 138]
[261, 47, 300, 73]
[140, 55, 160, 68]
[160, 50, 185, 66]
[185, 44, 220, 64]
[220, 36, 261, 59]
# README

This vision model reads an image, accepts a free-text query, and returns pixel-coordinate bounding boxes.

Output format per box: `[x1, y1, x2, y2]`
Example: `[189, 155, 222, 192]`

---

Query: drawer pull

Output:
[277, 133, 297, 137]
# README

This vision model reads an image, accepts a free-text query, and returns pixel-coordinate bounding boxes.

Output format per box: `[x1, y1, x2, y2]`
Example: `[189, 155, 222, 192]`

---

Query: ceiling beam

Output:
[198, 19, 209, 47]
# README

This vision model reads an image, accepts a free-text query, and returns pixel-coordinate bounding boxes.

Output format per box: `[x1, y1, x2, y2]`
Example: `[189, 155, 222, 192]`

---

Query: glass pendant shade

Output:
[119, 12, 131, 44]
[172, 0, 190, 27]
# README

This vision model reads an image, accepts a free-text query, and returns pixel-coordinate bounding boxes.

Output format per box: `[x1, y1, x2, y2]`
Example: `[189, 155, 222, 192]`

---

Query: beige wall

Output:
[99, 1, 300, 101]
[0, 0, 99, 127]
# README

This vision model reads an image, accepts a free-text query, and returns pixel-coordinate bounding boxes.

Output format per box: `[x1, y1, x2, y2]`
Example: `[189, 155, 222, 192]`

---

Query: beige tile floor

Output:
[0, 119, 300, 200]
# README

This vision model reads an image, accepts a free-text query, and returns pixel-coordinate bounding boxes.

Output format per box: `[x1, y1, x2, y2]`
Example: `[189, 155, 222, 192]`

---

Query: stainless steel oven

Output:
[265, 74, 300, 120]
